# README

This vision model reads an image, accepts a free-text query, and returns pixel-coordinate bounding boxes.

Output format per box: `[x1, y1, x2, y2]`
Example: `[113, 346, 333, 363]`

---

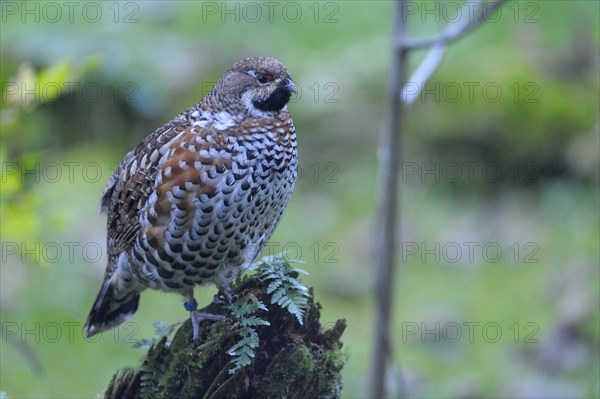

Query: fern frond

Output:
[226, 293, 269, 374]
[257, 257, 311, 325]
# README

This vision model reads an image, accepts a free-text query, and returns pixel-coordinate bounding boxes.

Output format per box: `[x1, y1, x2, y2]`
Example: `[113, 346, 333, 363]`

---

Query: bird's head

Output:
[211, 56, 297, 118]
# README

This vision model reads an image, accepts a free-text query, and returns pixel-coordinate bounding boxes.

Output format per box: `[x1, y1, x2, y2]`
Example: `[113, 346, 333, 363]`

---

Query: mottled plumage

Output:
[84, 57, 298, 339]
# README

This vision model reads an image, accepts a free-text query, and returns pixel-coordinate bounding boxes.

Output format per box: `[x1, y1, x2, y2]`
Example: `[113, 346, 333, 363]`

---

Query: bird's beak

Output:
[281, 79, 297, 94]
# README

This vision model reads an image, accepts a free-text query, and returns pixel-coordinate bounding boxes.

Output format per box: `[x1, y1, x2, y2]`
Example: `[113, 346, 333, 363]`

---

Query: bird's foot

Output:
[214, 285, 233, 305]
[184, 298, 224, 341]
[190, 309, 225, 341]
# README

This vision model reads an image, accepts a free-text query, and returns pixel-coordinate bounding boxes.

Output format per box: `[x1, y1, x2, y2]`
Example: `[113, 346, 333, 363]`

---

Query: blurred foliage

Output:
[0, 1, 598, 398]
[2, 61, 73, 252]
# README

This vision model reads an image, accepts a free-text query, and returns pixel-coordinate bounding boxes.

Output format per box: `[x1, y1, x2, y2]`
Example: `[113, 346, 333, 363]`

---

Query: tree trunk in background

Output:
[371, 1, 408, 397]
[102, 280, 346, 399]
[371, 1, 509, 396]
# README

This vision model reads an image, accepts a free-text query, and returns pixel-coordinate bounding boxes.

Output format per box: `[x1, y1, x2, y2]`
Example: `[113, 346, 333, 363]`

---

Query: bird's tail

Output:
[84, 271, 143, 338]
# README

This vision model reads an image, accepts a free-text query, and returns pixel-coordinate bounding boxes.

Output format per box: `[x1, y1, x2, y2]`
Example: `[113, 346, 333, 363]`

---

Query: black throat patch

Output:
[253, 86, 292, 112]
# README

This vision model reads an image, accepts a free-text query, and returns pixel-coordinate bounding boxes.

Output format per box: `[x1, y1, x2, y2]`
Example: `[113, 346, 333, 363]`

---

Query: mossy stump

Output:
[103, 278, 346, 399]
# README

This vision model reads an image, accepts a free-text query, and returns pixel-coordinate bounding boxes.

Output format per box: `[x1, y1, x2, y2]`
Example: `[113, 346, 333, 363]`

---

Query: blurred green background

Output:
[1, 1, 598, 398]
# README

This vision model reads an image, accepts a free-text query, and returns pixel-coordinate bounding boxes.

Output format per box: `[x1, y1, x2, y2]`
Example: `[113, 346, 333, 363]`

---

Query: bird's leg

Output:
[184, 295, 224, 341]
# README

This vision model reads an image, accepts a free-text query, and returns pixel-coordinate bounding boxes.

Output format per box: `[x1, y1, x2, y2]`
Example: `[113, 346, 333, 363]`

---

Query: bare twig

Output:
[397, 0, 509, 49]
[402, 43, 448, 104]
[371, 0, 509, 397]
[402, 0, 508, 104]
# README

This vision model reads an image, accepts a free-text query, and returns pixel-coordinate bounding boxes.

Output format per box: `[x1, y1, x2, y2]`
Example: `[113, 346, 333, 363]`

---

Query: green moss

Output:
[317, 347, 348, 397]
[256, 344, 314, 398]
[158, 319, 228, 399]
[103, 272, 346, 399]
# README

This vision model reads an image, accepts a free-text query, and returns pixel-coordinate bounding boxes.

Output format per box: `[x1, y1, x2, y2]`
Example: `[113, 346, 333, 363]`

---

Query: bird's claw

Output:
[213, 285, 233, 305]
[190, 310, 225, 341]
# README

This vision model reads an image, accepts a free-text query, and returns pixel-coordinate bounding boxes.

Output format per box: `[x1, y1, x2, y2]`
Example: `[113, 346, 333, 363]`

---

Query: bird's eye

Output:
[257, 73, 272, 84]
